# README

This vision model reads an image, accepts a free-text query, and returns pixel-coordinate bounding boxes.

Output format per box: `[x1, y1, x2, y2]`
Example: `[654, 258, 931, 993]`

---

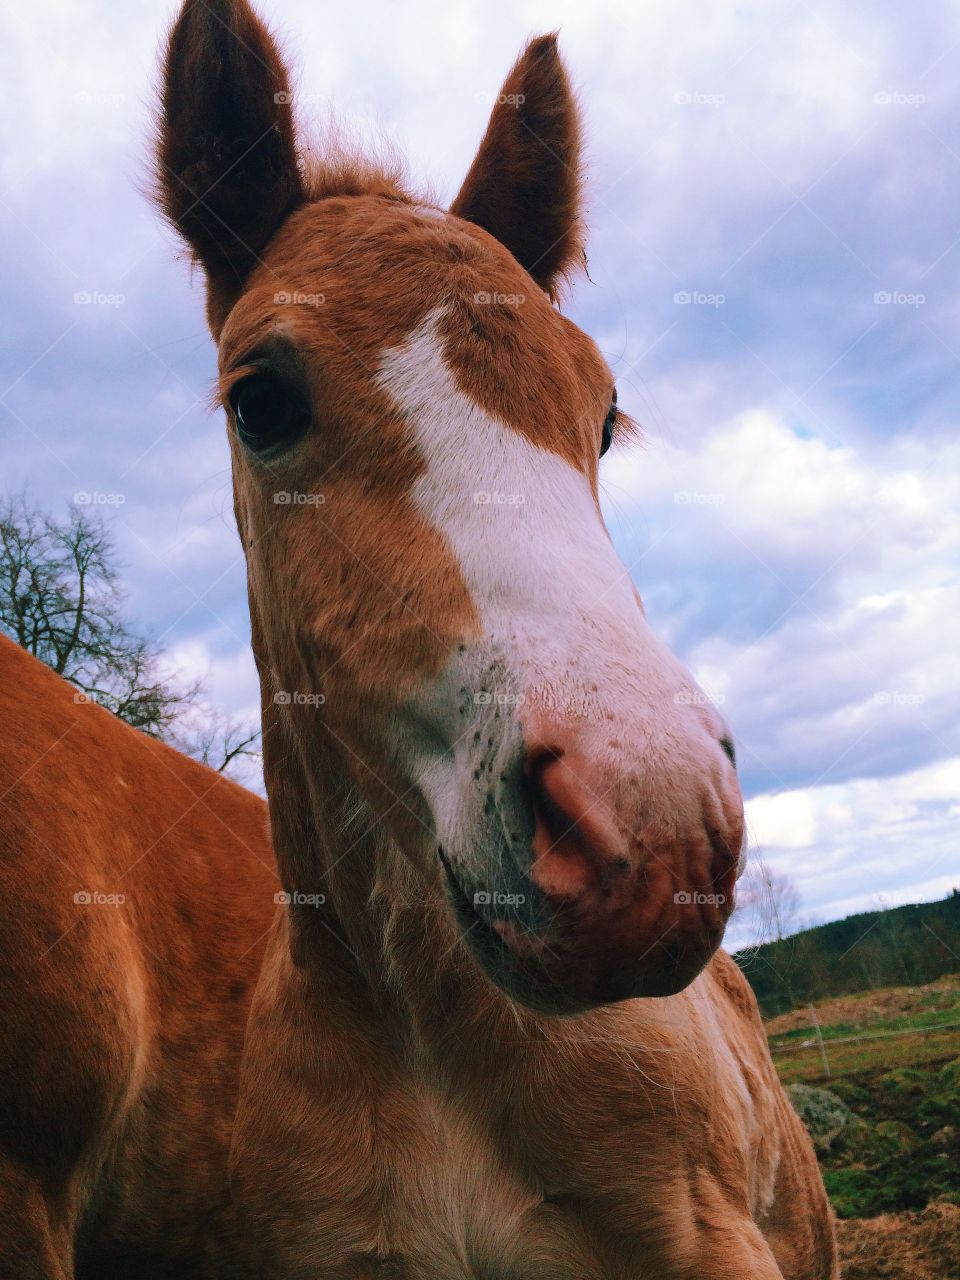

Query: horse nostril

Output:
[720, 736, 736, 768]
[524, 744, 630, 902]
[526, 747, 571, 848]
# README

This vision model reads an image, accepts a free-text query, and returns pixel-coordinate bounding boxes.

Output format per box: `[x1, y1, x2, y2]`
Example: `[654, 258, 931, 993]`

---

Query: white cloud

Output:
[4, 0, 958, 926]
[610, 409, 959, 569]
[730, 756, 960, 944]
[603, 409, 960, 797]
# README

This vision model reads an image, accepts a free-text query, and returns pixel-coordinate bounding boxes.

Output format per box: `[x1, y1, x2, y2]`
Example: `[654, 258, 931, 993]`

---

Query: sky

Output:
[2, 0, 958, 942]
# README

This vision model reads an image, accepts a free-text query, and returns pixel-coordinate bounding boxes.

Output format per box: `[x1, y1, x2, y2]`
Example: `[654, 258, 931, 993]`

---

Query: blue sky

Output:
[2, 0, 958, 941]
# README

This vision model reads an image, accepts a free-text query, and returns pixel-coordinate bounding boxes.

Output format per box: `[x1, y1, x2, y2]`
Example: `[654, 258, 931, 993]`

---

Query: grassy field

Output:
[764, 974, 960, 1278]
[769, 973, 960, 1083]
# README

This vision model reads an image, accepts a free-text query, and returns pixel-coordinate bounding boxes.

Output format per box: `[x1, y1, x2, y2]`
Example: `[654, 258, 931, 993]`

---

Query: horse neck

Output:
[258, 690, 523, 1047]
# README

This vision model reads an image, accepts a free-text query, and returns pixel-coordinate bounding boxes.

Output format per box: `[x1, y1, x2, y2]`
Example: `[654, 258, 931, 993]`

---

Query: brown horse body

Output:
[232, 859, 835, 1278]
[0, 1, 839, 1275]
[0, 636, 275, 1277]
[0, 637, 832, 1280]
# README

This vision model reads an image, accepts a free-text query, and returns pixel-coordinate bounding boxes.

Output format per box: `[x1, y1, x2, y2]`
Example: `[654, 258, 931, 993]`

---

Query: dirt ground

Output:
[836, 1201, 960, 1279]
[766, 974, 959, 1036]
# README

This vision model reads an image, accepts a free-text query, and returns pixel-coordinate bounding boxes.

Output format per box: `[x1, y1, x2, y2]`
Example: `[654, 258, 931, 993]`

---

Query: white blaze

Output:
[374, 311, 728, 868]
[375, 310, 695, 721]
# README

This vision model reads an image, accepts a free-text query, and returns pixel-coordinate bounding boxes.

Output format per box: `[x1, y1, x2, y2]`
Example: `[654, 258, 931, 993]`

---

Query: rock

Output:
[786, 1083, 851, 1152]
[930, 1125, 955, 1150]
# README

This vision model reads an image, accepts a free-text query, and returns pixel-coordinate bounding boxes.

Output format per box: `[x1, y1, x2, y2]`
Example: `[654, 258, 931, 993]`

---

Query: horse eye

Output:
[229, 375, 309, 451]
[600, 392, 618, 458]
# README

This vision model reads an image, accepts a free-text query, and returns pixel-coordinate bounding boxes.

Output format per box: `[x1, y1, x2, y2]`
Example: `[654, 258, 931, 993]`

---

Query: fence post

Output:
[809, 1003, 831, 1077]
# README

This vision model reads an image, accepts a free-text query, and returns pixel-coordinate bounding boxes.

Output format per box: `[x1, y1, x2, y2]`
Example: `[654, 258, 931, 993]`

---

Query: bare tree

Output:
[0, 493, 260, 779]
[734, 858, 802, 945]
[174, 707, 262, 778]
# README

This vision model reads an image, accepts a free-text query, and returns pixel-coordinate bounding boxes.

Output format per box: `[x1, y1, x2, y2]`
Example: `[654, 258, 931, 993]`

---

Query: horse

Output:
[0, 0, 838, 1273]
[154, 3, 838, 1275]
[0, 635, 277, 1277]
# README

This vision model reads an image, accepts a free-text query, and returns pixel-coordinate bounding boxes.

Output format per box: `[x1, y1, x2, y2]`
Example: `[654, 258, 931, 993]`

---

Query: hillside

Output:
[734, 890, 960, 1018]
[761, 974, 960, 1279]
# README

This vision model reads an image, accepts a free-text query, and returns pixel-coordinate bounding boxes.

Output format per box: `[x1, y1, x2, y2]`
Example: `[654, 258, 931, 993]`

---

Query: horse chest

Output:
[308, 1084, 611, 1280]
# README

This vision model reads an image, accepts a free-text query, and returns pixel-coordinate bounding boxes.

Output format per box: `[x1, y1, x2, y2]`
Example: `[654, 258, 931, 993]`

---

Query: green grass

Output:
[773, 1025, 960, 1081]
[765, 979, 960, 1219]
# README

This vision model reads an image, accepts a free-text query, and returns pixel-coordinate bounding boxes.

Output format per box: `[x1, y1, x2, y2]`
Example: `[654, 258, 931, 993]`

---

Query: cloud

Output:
[4, 0, 958, 925]
[603, 410, 960, 795]
[722, 755, 960, 950]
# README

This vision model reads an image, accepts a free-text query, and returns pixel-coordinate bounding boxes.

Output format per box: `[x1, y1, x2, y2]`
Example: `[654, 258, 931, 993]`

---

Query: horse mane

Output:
[299, 119, 413, 206]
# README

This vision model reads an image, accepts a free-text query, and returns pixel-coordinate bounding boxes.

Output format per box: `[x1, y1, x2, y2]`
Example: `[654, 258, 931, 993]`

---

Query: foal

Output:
[0, 636, 275, 1277]
[156, 2, 838, 1276]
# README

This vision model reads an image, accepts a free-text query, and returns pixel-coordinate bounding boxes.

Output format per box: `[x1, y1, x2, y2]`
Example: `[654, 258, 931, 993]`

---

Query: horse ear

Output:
[155, 0, 304, 334]
[450, 35, 584, 300]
